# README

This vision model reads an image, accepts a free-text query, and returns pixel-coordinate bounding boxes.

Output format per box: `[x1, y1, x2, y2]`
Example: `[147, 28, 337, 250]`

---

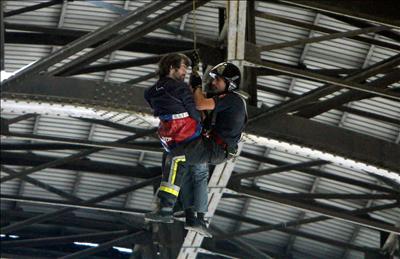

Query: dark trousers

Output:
[158, 135, 227, 207]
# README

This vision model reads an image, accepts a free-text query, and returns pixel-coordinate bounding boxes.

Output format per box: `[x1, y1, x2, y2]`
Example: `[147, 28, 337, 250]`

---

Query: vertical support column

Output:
[227, 0, 247, 61]
[1, 0, 5, 71]
[227, 0, 258, 106]
[244, 0, 257, 105]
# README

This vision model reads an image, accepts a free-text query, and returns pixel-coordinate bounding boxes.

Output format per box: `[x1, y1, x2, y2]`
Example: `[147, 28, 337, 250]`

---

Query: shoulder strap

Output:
[233, 92, 248, 124]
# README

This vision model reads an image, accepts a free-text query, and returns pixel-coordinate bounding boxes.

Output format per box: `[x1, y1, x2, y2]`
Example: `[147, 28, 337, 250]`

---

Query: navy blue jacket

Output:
[212, 92, 247, 148]
[144, 77, 201, 122]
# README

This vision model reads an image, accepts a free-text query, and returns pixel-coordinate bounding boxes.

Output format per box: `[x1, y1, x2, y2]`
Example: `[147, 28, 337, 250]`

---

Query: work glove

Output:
[190, 74, 202, 90]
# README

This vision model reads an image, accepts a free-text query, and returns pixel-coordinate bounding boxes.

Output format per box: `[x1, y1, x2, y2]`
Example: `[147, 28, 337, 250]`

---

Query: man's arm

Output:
[193, 88, 215, 110]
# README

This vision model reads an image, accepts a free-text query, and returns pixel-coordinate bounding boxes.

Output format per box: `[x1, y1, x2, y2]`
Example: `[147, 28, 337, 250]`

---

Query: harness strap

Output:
[159, 112, 189, 121]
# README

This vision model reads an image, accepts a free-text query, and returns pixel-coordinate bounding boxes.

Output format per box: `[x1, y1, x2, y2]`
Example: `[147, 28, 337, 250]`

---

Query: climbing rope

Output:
[192, 0, 197, 52]
[191, 0, 201, 76]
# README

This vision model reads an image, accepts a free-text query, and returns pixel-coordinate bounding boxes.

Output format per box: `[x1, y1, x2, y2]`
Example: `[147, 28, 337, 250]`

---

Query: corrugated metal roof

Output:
[4, 0, 62, 27]
[75, 172, 130, 207]
[21, 168, 77, 200]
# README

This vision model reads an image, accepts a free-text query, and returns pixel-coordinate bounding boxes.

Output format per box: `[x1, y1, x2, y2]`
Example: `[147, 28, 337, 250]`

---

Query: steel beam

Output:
[0, 151, 161, 178]
[70, 51, 191, 75]
[0, 118, 9, 133]
[260, 26, 389, 51]
[1, 164, 154, 232]
[87, 0, 218, 48]
[52, 0, 209, 76]
[2, 209, 127, 232]
[5, 30, 195, 54]
[382, 221, 400, 256]
[0, 176, 159, 234]
[75, 117, 158, 135]
[244, 59, 400, 107]
[258, 85, 400, 126]
[0, 0, 4, 71]
[284, 175, 321, 255]
[321, 12, 400, 42]
[211, 225, 273, 259]
[275, 0, 400, 28]
[202, 239, 277, 259]
[1, 230, 130, 248]
[246, 111, 400, 175]
[1, 165, 82, 202]
[255, 10, 400, 51]
[224, 191, 400, 200]
[1, 248, 69, 258]
[1, 113, 37, 125]
[59, 231, 148, 259]
[0, 193, 152, 215]
[215, 200, 399, 239]
[2, 1, 168, 87]
[0, 128, 156, 183]
[240, 152, 399, 193]
[342, 199, 375, 258]
[335, 105, 400, 126]
[1, 132, 161, 153]
[5, 29, 223, 68]
[257, 67, 362, 77]
[282, 227, 380, 254]
[0, 141, 161, 150]
[3, 75, 400, 173]
[214, 210, 383, 254]
[295, 68, 400, 118]
[244, 0, 258, 105]
[248, 52, 400, 120]
[125, 72, 157, 85]
[230, 185, 400, 234]
[4, 0, 63, 17]
[231, 160, 328, 180]
[231, 147, 272, 235]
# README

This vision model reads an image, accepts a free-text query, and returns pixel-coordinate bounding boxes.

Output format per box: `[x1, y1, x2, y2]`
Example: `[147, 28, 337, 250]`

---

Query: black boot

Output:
[185, 212, 212, 238]
[184, 208, 196, 227]
[144, 206, 174, 223]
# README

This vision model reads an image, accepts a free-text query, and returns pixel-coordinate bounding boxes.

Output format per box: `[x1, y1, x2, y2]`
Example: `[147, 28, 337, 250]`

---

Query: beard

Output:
[171, 70, 185, 81]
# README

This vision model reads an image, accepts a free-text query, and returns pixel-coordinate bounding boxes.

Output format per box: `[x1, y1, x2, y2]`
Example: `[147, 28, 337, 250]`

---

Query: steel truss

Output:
[2, 0, 400, 258]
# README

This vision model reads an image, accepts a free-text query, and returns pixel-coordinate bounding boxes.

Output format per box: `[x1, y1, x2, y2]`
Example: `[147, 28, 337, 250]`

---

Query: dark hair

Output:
[158, 53, 191, 78]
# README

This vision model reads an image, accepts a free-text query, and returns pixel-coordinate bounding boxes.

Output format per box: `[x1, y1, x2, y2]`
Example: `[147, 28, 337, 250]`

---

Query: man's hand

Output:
[190, 74, 202, 90]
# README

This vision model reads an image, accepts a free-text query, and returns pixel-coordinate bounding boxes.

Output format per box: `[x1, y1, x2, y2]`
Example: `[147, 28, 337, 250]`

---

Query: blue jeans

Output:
[180, 163, 209, 213]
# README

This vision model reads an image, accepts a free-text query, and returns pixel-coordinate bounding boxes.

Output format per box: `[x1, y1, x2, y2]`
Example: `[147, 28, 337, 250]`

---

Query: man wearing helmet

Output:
[192, 62, 247, 155]
[145, 61, 247, 233]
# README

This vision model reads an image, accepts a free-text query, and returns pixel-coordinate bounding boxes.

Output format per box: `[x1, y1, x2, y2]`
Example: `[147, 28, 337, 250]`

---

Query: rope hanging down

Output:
[192, 0, 197, 51]
[191, 0, 200, 76]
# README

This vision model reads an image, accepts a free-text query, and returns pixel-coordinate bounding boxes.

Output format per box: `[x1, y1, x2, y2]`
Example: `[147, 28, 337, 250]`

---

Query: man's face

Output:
[210, 76, 226, 93]
[169, 61, 187, 81]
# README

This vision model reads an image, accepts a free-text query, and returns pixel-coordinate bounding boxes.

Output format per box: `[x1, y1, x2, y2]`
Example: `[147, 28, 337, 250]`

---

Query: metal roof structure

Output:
[1, 0, 399, 258]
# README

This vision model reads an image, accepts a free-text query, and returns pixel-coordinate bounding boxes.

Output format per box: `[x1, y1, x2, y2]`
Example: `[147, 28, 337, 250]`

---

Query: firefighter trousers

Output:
[158, 135, 227, 208]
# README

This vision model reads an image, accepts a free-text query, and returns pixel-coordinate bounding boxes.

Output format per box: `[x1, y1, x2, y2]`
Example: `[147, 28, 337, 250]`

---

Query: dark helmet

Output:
[209, 62, 241, 92]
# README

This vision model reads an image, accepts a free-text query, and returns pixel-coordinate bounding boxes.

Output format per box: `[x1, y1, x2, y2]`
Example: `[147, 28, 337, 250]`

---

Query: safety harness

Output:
[203, 91, 248, 159]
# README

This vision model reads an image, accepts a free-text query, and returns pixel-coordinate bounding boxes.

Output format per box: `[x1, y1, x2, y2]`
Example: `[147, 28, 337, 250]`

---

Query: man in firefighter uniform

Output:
[145, 59, 247, 233]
